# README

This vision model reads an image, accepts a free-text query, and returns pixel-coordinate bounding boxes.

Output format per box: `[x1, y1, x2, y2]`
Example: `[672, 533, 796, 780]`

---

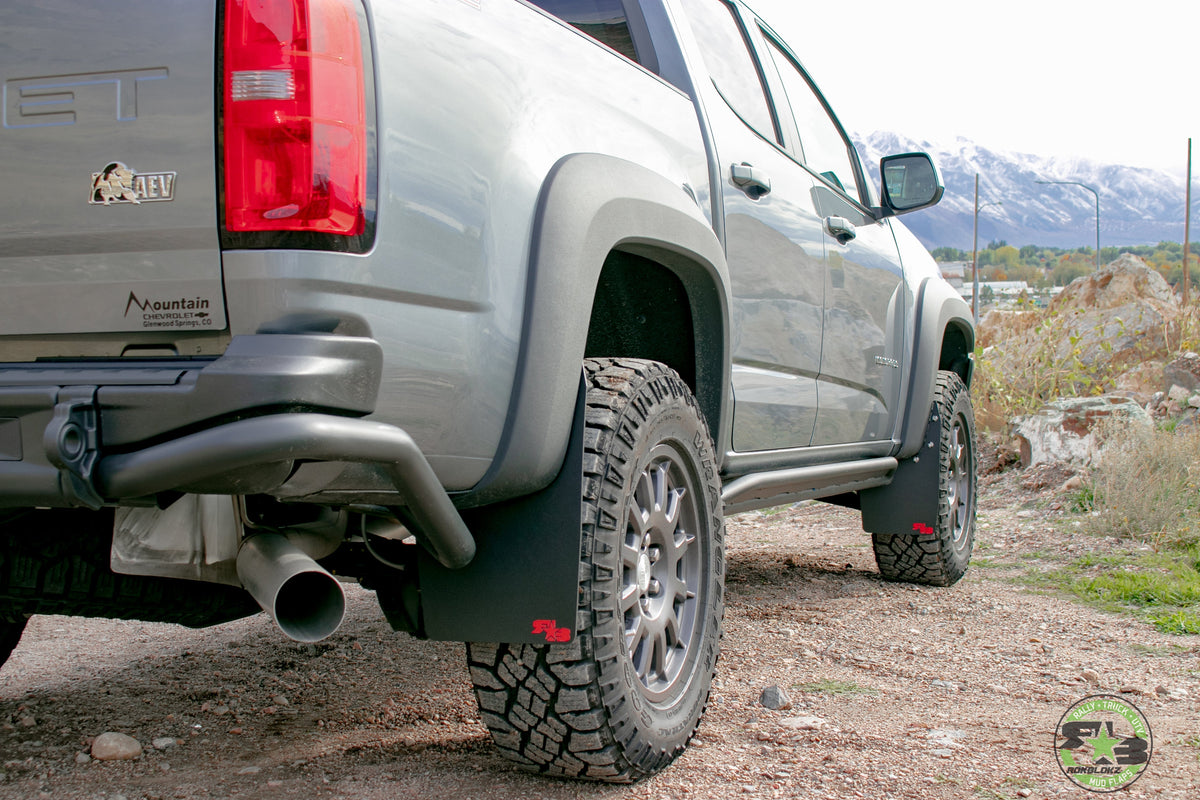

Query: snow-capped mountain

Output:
[854, 132, 1191, 250]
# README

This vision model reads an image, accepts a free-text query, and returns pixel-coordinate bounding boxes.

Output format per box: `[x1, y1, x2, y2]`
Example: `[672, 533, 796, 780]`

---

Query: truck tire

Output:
[872, 370, 976, 586]
[0, 509, 259, 629]
[467, 358, 724, 781]
[0, 618, 27, 669]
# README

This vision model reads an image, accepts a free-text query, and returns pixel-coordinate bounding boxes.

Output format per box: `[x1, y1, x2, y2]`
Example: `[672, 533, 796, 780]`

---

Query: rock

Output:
[1081, 668, 1101, 685]
[151, 737, 176, 751]
[74, 752, 90, 764]
[1154, 685, 1188, 700]
[237, 765, 262, 775]
[1055, 254, 1175, 310]
[759, 685, 792, 710]
[91, 732, 143, 761]
[1019, 462, 1077, 491]
[1163, 351, 1200, 393]
[986, 257, 1187, 406]
[1013, 396, 1152, 468]
[16, 714, 35, 728]
[780, 716, 826, 730]
[1115, 359, 1165, 400]
[1168, 384, 1192, 404]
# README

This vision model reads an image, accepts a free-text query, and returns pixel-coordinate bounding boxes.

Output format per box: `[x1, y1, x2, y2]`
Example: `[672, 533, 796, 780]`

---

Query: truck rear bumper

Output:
[0, 334, 474, 569]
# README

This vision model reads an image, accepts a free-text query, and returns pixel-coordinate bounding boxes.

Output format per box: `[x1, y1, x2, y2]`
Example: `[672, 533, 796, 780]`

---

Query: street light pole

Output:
[971, 172, 1002, 325]
[1036, 179, 1101, 270]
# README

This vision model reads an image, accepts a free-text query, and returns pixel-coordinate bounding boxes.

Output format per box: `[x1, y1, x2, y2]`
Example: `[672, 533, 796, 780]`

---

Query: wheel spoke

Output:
[620, 581, 641, 613]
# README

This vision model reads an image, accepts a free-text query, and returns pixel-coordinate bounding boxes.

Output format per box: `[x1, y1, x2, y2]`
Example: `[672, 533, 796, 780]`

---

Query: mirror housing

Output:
[878, 152, 944, 217]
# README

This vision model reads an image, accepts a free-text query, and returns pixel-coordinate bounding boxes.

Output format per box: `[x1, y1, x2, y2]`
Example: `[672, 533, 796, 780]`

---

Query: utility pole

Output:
[1185, 138, 1192, 307]
[972, 174, 979, 324]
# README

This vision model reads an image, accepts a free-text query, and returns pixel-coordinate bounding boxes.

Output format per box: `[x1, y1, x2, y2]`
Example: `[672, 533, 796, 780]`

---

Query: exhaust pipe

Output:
[237, 533, 345, 643]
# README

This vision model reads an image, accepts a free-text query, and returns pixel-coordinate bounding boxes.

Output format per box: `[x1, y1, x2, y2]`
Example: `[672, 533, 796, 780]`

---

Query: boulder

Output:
[1051, 253, 1175, 310]
[1163, 351, 1200, 394]
[1013, 396, 1152, 469]
[1043, 255, 1181, 371]
[1114, 360, 1165, 401]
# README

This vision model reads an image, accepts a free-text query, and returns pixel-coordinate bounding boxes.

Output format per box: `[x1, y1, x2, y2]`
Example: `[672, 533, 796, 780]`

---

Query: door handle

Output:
[824, 215, 857, 244]
[731, 162, 771, 199]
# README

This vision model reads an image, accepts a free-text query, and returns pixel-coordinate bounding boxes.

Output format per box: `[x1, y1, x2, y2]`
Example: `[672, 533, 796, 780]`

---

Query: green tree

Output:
[994, 245, 1020, 268]
[931, 246, 967, 262]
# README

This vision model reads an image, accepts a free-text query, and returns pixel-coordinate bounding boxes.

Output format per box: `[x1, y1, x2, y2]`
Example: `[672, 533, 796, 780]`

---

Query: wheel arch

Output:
[462, 153, 730, 506]
[896, 278, 975, 459]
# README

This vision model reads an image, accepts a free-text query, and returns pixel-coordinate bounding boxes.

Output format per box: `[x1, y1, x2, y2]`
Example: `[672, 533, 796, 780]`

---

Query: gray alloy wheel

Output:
[622, 442, 704, 703]
[468, 358, 724, 781]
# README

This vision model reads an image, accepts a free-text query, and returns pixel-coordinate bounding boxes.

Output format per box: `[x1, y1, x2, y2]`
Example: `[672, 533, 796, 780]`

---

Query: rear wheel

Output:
[468, 358, 724, 781]
[873, 370, 976, 586]
[0, 617, 28, 670]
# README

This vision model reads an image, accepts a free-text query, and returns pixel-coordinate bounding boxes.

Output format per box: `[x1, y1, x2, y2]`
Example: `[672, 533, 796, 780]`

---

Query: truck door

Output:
[756, 35, 908, 447]
[679, 0, 826, 453]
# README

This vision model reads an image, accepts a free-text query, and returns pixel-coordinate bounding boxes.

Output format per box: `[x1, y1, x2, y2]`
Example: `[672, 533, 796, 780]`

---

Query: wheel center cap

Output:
[636, 552, 651, 595]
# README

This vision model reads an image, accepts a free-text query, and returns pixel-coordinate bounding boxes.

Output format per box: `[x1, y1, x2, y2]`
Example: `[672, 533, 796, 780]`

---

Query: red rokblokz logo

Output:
[1054, 694, 1152, 792]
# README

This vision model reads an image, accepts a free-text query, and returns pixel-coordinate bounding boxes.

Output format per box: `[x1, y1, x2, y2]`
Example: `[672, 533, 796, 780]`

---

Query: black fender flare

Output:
[896, 277, 974, 459]
[463, 153, 730, 506]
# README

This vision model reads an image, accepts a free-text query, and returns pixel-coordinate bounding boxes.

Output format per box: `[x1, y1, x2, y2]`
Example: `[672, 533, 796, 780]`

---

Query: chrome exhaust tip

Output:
[237, 533, 345, 643]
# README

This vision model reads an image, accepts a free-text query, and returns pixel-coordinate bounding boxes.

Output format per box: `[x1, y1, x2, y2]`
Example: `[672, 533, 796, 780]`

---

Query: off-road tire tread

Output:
[467, 358, 723, 782]
[0, 509, 259, 629]
[872, 371, 975, 587]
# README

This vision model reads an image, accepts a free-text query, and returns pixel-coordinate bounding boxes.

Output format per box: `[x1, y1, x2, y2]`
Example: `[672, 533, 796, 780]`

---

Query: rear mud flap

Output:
[860, 407, 940, 536]
[416, 378, 585, 644]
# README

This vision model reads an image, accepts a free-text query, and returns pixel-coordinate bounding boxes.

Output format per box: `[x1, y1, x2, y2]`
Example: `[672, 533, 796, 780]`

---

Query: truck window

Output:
[527, 0, 640, 63]
[678, 0, 779, 144]
[762, 36, 861, 202]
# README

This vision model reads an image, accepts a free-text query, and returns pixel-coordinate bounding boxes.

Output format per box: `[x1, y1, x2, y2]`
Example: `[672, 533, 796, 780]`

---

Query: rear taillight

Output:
[223, 0, 366, 235]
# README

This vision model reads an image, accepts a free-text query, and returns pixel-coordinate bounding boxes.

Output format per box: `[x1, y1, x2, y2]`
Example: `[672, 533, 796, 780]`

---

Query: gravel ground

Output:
[2, 468, 1198, 800]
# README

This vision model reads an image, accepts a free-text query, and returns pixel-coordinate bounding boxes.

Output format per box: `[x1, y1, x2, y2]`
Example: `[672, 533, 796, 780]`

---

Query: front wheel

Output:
[872, 370, 976, 586]
[468, 358, 724, 781]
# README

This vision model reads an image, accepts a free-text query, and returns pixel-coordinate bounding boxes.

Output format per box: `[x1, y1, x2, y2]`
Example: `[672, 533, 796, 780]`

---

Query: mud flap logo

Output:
[90, 162, 176, 205]
[532, 619, 571, 643]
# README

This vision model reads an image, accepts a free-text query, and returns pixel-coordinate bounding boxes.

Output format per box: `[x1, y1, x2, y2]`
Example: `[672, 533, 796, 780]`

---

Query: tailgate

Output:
[0, 0, 225, 338]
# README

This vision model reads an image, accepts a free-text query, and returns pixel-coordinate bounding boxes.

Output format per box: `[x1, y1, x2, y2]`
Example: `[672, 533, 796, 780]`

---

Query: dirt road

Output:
[2, 472, 1198, 799]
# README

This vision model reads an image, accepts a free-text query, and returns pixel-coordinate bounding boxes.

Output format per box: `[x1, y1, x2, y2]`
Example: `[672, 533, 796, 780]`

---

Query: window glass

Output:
[528, 0, 639, 63]
[678, 0, 777, 142]
[764, 37, 859, 200]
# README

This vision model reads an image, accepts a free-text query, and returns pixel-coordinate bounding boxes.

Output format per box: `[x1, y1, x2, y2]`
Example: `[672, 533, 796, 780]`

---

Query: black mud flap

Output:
[859, 406, 940, 536]
[416, 378, 585, 644]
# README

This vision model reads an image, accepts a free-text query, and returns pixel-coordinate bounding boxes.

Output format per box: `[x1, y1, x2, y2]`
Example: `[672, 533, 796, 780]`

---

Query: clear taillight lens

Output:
[223, 0, 366, 235]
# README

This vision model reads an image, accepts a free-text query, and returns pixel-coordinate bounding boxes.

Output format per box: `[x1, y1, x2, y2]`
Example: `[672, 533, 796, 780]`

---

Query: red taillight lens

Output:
[223, 0, 366, 235]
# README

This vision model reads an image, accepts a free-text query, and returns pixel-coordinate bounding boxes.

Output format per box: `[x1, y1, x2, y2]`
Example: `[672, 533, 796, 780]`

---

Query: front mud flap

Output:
[416, 379, 585, 644]
[860, 406, 940, 536]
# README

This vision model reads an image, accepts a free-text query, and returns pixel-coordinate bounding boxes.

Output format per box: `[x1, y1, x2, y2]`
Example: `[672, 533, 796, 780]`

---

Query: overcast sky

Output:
[748, 0, 1197, 174]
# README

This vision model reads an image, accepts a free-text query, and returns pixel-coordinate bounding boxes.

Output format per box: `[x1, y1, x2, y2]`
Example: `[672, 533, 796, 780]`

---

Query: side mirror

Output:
[879, 152, 944, 216]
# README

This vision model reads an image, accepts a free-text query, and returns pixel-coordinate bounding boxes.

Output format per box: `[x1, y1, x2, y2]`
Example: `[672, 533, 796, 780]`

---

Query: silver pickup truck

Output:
[0, 0, 976, 782]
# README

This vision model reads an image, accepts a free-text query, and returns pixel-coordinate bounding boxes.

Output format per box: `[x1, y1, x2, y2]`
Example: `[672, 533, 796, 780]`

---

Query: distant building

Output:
[940, 261, 968, 288]
[959, 281, 1030, 310]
